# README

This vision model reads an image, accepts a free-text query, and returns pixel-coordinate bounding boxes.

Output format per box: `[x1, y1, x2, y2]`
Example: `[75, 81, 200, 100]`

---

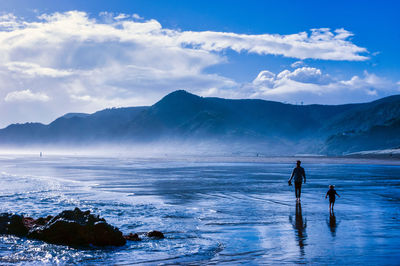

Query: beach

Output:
[0, 154, 399, 264]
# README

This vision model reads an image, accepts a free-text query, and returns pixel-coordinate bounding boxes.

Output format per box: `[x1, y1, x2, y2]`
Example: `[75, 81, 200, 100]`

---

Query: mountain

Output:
[323, 95, 400, 133]
[127, 90, 355, 140]
[320, 95, 400, 154]
[0, 90, 399, 155]
[0, 106, 148, 144]
[324, 116, 400, 155]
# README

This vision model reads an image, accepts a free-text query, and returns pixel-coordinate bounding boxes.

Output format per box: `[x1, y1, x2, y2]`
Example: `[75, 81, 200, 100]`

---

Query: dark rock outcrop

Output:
[27, 208, 126, 246]
[124, 233, 142, 241]
[0, 208, 165, 247]
[0, 213, 28, 236]
[146, 230, 165, 239]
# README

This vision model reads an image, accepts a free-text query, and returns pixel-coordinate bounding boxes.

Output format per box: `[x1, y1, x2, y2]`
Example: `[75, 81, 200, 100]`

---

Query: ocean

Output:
[0, 154, 399, 265]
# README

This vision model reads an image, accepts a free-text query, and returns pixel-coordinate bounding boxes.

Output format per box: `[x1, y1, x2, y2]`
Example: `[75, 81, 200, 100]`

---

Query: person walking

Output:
[288, 160, 306, 201]
[325, 185, 340, 213]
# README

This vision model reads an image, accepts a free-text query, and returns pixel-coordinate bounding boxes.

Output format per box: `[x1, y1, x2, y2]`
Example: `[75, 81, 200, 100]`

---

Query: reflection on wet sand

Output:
[289, 202, 307, 256]
[327, 212, 338, 237]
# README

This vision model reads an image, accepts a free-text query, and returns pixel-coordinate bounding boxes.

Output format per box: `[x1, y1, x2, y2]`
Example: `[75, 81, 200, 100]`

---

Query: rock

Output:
[146, 230, 164, 239]
[1, 208, 164, 247]
[23, 216, 53, 230]
[22, 217, 36, 230]
[124, 233, 142, 241]
[92, 221, 126, 246]
[27, 208, 126, 247]
[0, 213, 28, 236]
[36, 216, 53, 226]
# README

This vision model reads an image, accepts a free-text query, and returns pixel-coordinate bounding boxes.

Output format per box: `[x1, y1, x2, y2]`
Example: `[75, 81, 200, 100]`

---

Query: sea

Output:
[0, 153, 399, 265]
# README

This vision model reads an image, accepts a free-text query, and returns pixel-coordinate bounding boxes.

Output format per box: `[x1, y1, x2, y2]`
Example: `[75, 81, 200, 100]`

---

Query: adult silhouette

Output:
[288, 160, 306, 201]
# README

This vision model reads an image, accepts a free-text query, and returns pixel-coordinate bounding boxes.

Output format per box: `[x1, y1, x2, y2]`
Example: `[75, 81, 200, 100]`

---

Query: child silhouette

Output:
[325, 185, 340, 213]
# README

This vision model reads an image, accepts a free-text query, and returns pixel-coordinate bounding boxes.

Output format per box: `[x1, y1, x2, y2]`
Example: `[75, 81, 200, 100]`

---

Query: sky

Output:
[0, 0, 399, 127]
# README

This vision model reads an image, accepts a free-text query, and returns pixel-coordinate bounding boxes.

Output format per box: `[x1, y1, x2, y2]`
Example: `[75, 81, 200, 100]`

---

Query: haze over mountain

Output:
[1, 90, 399, 155]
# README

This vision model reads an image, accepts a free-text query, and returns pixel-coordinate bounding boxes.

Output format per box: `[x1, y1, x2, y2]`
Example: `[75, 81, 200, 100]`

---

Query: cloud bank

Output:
[210, 67, 399, 105]
[178, 28, 368, 61]
[0, 10, 395, 127]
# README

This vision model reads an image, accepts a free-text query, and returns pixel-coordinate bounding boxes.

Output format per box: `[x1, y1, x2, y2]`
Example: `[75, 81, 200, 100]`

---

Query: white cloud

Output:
[105, 12, 143, 21]
[276, 67, 331, 84]
[0, 13, 22, 31]
[253, 67, 332, 89]
[0, 11, 368, 60]
[132, 13, 144, 20]
[114, 13, 129, 20]
[6, 62, 73, 77]
[291, 61, 305, 68]
[177, 28, 368, 61]
[339, 71, 387, 89]
[253, 70, 276, 87]
[243, 68, 398, 104]
[5, 89, 50, 102]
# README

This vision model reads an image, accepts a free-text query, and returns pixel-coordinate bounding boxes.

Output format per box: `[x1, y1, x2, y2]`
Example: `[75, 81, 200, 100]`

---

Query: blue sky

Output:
[0, 0, 399, 127]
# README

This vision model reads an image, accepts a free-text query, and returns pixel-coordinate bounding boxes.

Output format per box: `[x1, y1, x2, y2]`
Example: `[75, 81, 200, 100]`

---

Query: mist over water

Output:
[0, 139, 316, 158]
[0, 153, 399, 264]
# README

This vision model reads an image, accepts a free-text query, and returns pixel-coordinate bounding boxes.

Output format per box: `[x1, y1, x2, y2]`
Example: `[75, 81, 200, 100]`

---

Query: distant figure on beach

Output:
[288, 160, 306, 201]
[325, 185, 340, 213]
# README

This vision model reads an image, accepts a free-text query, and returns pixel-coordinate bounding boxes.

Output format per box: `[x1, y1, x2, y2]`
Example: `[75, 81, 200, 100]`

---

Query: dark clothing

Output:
[289, 166, 306, 199]
[295, 182, 302, 198]
[327, 188, 338, 202]
[290, 167, 306, 183]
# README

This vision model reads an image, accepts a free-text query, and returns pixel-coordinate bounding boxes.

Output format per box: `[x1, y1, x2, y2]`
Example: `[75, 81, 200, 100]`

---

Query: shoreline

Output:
[165, 155, 400, 166]
[0, 150, 399, 166]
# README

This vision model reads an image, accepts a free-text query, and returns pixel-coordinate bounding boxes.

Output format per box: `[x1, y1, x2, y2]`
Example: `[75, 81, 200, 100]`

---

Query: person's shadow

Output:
[289, 201, 307, 256]
[327, 212, 339, 237]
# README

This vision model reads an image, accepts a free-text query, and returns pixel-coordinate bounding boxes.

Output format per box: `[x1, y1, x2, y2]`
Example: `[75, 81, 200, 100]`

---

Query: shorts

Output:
[329, 198, 335, 203]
